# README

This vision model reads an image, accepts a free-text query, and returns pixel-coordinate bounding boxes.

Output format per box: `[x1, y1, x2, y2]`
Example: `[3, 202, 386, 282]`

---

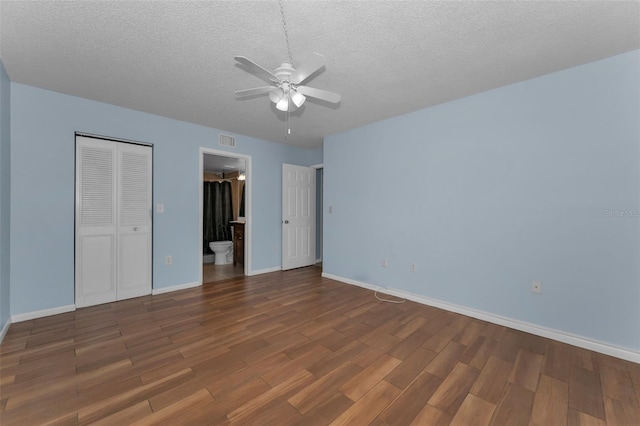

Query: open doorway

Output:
[199, 148, 251, 284]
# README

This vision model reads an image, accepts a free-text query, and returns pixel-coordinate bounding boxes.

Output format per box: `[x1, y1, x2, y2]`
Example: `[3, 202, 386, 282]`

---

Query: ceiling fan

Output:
[234, 53, 341, 112]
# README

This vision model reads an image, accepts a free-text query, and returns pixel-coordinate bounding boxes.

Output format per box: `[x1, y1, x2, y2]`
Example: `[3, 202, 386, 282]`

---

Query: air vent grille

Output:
[219, 134, 236, 148]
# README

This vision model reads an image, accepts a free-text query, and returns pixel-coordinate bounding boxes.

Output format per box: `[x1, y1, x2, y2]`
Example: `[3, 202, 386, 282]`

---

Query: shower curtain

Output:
[203, 181, 233, 253]
[239, 183, 245, 218]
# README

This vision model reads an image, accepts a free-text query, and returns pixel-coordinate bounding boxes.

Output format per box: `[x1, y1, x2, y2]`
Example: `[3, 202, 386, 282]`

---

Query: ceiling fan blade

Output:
[234, 56, 279, 82]
[235, 86, 274, 97]
[290, 53, 325, 84]
[296, 85, 341, 104]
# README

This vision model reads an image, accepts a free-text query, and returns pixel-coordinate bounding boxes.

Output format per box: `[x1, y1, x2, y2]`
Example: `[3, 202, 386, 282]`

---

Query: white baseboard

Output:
[248, 266, 281, 276]
[11, 304, 76, 323]
[322, 273, 640, 364]
[152, 281, 200, 295]
[0, 318, 11, 344]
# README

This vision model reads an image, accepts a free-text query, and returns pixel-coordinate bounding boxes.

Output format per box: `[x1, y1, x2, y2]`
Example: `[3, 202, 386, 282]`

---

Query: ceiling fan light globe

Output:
[269, 88, 284, 103]
[276, 96, 289, 111]
[291, 90, 306, 108]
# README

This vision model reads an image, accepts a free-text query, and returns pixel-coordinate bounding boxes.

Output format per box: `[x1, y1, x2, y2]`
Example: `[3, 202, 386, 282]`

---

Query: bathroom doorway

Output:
[199, 148, 251, 284]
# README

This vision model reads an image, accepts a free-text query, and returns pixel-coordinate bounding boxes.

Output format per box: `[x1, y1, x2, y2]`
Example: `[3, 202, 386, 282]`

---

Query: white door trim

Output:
[199, 147, 252, 281]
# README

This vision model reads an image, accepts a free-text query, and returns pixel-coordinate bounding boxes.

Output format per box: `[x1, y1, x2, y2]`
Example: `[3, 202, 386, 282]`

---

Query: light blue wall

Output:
[0, 61, 11, 331]
[324, 50, 640, 351]
[10, 83, 319, 316]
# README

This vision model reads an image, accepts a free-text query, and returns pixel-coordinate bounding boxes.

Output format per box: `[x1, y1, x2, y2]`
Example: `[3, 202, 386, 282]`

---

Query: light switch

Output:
[156, 203, 164, 213]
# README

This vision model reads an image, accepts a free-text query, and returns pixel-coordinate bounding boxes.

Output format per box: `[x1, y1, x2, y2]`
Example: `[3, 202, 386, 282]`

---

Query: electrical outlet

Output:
[329, 205, 333, 214]
[165, 255, 172, 265]
[410, 263, 417, 272]
[382, 259, 388, 267]
[531, 280, 542, 294]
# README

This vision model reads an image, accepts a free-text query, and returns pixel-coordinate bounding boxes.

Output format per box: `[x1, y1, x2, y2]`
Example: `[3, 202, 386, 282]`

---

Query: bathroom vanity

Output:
[231, 221, 245, 266]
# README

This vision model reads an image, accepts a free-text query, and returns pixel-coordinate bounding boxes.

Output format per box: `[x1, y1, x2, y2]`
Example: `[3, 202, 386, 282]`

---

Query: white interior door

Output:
[76, 136, 152, 308]
[282, 163, 315, 270]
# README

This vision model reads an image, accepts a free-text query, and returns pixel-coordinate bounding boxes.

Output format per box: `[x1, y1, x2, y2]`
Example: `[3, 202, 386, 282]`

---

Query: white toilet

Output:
[209, 241, 233, 265]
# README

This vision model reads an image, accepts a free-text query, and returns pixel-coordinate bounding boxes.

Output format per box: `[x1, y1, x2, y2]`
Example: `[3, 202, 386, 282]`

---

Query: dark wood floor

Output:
[1, 266, 638, 425]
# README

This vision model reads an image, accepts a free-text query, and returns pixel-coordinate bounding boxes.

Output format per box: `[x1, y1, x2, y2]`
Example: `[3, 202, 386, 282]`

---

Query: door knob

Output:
[284, 220, 289, 224]
[133, 227, 138, 231]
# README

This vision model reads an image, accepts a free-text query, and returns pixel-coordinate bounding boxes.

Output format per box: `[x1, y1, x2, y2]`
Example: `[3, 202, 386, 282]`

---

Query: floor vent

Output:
[219, 134, 236, 148]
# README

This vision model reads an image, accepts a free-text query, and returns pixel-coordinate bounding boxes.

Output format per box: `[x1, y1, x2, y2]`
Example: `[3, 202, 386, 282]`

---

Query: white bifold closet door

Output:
[75, 136, 152, 308]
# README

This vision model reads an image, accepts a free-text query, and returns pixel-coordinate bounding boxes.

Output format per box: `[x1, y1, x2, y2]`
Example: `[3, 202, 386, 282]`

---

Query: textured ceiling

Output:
[1, 1, 638, 148]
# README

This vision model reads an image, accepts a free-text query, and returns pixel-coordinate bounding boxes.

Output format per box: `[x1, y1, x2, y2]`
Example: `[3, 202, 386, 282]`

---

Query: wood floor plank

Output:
[77, 368, 194, 424]
[428, 362, 480, 416]
[352, 335, 402, 368]
[569, 365, 606, 420]
[233, 398, 304, 425]
[288, 361, 363, 414]
[0, 266, 634, 425]
[449, 393, 496, 426]
[529, 374, 569, 426]
[387, 329, 432, 360]
[393, 315, 427, 339]
[306, 340, 368, 377]
[130, 388, 214, 426]
[226, 369, 314, 423]
[202, 377, 272, 424]
[568, 408, 607, 426]
[490, 383, 535, 426]
[464, 337, 498, 370]
[206, 352, 291, 399]
[148, 373, 218, 412]
[384, 346, 437, 389]
[422, 326, 457, 353]
[339, 353, 402, 401]
[455, 320, 486, 347]
[410, 404, 452, 426]
[470, 355, 513, 404]
[492, 330, 522, 363]
[603, 396, 640, 425]
[378, 371, 443, 425]
[599, 364, 638, 406]
[90, 401, 153, 426]
[296, 392, 354, 426]
[508, 349, 544, 392]
[424, 340, 467, 380]
[330, 380, 401, 426]
[261, 345, 332, 387]
[542, 340, 574, 382]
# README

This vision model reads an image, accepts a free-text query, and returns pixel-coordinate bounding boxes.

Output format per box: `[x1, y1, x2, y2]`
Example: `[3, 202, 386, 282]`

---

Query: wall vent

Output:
[218, 134, 236, 148]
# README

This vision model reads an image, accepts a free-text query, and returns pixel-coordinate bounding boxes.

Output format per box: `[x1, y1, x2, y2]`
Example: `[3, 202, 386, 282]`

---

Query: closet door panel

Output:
[119, 232, 151, 298]
[75, 137, 117, 308]
[117, 144, 152, 300]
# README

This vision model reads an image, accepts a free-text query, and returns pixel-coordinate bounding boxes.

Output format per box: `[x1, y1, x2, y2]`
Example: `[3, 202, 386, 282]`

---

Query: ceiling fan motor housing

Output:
[274, 63, 295, 81]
